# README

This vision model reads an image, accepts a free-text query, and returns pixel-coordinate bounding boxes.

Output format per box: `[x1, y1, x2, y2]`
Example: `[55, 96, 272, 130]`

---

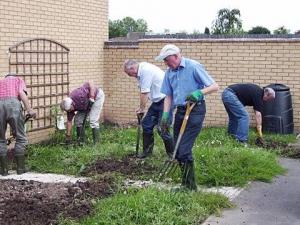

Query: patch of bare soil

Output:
[255, 138, 300, 158]
[0, 177, 114, 225]
[82, 154, 156, 177]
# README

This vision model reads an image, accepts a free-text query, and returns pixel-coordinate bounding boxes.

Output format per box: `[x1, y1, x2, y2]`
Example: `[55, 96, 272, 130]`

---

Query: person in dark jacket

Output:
[222, 83, 275, 143]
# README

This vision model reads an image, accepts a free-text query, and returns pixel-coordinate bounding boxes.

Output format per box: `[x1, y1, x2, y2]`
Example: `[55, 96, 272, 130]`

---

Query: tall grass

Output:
[60, 187, 232, 225]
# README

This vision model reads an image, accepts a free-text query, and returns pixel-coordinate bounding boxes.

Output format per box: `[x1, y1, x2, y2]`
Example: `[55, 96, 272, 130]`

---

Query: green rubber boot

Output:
[15, 154, 28, 175]
[181, 161, 197, 191]
[92, 128, 100, 144]
[137, 133, 154, 159]
[0, 154, 8, 176]
[76, 127, 85, 145]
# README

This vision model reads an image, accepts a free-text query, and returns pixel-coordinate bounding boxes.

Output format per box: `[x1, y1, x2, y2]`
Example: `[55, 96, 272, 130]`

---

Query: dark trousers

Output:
[142, 99, 172, 142]
[174, 102, 206, 162]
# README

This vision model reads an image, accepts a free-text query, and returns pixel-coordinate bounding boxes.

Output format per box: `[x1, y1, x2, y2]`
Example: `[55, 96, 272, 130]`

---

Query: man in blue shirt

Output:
[124, 59, 173, 159]
[156, 44, 219, 190]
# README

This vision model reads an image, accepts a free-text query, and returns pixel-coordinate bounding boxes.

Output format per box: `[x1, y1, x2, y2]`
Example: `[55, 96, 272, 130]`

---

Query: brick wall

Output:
[0, 0, 108, 143]
[103, 39, 300, 132]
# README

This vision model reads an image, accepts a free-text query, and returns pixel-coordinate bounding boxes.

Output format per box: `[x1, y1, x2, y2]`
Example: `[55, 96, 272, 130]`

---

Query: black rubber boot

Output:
[76, 127, 85, 145]
[181, 161, 197, 191]
[163, 138, 174, 159]
[92, 128, 100, 144]
[15, 154, 28, 175]
[0, 154, 8, 176]
[137, 133, 154, 159]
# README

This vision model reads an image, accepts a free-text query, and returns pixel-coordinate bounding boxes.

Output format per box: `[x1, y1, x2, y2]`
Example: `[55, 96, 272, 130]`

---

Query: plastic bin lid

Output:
[264, 83, 290, 91]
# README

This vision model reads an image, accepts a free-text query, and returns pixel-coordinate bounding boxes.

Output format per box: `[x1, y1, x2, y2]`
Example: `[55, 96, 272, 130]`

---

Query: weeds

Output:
[60, 187, 232, 225]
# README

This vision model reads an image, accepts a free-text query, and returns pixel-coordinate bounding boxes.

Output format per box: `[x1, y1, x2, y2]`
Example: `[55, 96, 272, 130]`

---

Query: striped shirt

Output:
[0, 76, 26, 98]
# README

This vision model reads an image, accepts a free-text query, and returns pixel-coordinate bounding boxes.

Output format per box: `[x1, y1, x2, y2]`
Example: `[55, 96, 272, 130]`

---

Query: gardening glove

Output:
[185, 90, 203, 103]
[256, 125, 263, 138]
[27, 109, 37, 119]
[160, 112, 169, 134]
[88, 98, 95, 110]
[65, 134, 72, 145]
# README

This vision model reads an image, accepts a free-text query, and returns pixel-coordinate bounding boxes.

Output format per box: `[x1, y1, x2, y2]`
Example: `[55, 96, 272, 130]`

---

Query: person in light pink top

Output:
[0, 74, 36, 176]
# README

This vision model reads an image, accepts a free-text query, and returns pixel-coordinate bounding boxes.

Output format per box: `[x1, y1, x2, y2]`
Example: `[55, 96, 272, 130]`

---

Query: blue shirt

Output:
[161, 57, 215, 106]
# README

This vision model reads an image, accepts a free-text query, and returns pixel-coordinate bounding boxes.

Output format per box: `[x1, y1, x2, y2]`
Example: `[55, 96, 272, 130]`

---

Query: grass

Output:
[60, 187, 232, 225]
[192, 128, 287, 186]
[26, 125, 296, 225]
[27, 125, 292, 187]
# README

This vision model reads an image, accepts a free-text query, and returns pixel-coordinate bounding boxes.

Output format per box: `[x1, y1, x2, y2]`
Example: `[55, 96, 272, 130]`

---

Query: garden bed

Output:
[0, 127, 295, 225]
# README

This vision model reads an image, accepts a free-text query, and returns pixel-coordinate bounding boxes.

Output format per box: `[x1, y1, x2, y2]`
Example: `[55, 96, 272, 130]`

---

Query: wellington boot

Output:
[181, 161, 197, 191]
[15, 154, 28, 175]
[137, 133, 154, 159]
[76, 127, 85, 145]
[92, 128, 100, 144]
[0, 154, 8, 176]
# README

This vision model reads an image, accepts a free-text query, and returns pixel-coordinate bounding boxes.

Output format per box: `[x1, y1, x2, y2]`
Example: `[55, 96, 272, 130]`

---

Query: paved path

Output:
[203, 157, 300, 225]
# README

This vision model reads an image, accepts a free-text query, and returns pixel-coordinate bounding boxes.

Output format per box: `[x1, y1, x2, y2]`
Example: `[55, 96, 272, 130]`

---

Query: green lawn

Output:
[60, 188, 232, 225]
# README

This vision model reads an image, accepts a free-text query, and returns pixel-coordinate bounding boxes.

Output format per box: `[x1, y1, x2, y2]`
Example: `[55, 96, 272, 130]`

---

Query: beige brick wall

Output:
[0, 0, 108, 143]
[104, 39, 300, 132]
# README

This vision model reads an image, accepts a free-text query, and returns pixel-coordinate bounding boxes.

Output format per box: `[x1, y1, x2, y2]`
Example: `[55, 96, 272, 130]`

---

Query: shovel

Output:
[135, 112, 144, 157]
[158, 101, 196, 180]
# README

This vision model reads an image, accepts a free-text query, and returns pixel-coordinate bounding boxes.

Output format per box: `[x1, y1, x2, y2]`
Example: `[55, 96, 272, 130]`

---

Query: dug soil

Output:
[81, 154, 156, 177]
[0, 154, 156, 225]
[0, 177, 113, 225]
[255, 138, 300, 158]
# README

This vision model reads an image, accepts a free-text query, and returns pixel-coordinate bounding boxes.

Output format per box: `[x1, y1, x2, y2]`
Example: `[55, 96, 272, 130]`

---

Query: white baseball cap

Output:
[155, 44, 180, 61]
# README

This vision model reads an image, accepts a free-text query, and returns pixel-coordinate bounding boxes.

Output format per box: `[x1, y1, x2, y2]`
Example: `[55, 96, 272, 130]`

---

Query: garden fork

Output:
[158, 101, 196, 180]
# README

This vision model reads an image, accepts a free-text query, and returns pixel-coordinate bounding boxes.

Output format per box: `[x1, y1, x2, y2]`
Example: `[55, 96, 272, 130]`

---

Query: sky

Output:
[109, 0, 299, 34]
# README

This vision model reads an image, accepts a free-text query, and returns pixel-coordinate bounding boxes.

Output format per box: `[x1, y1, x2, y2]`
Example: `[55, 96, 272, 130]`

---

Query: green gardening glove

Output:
[160, 112, 169, 134]
[185, 90, 203, 102]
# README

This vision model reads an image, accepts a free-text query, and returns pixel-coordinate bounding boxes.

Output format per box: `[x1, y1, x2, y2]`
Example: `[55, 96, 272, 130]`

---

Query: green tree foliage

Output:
[212, 8, 243, 34]
[109, 17, 148, 38]
[248, 26, 271, 34]
[204, 27, 210, 35]
[273, 26, 290, 34]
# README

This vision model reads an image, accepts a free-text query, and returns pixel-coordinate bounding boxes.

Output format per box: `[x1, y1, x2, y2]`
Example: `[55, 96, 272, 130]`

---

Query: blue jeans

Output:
[174, 102, 206, 162]
[142, 99, 173, 141]
[222, 88, 249, 142]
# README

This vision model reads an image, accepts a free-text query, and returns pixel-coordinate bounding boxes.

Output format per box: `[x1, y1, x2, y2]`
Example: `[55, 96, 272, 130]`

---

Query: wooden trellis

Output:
[8, 38, 70, 132]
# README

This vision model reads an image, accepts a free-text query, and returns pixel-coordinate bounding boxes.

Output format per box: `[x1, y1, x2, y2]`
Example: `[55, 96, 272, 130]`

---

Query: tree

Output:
[248, 26, 271, 34]
[273, 26, 290, 35]
[204, 27, 210, 35]
[212, 8, 243, 34]
[109, 17, 148, 38]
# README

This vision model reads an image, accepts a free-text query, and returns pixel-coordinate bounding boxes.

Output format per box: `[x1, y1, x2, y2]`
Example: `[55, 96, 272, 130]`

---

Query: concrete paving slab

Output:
[202, 158, 300, 225]
[0, 171, 88, 183]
